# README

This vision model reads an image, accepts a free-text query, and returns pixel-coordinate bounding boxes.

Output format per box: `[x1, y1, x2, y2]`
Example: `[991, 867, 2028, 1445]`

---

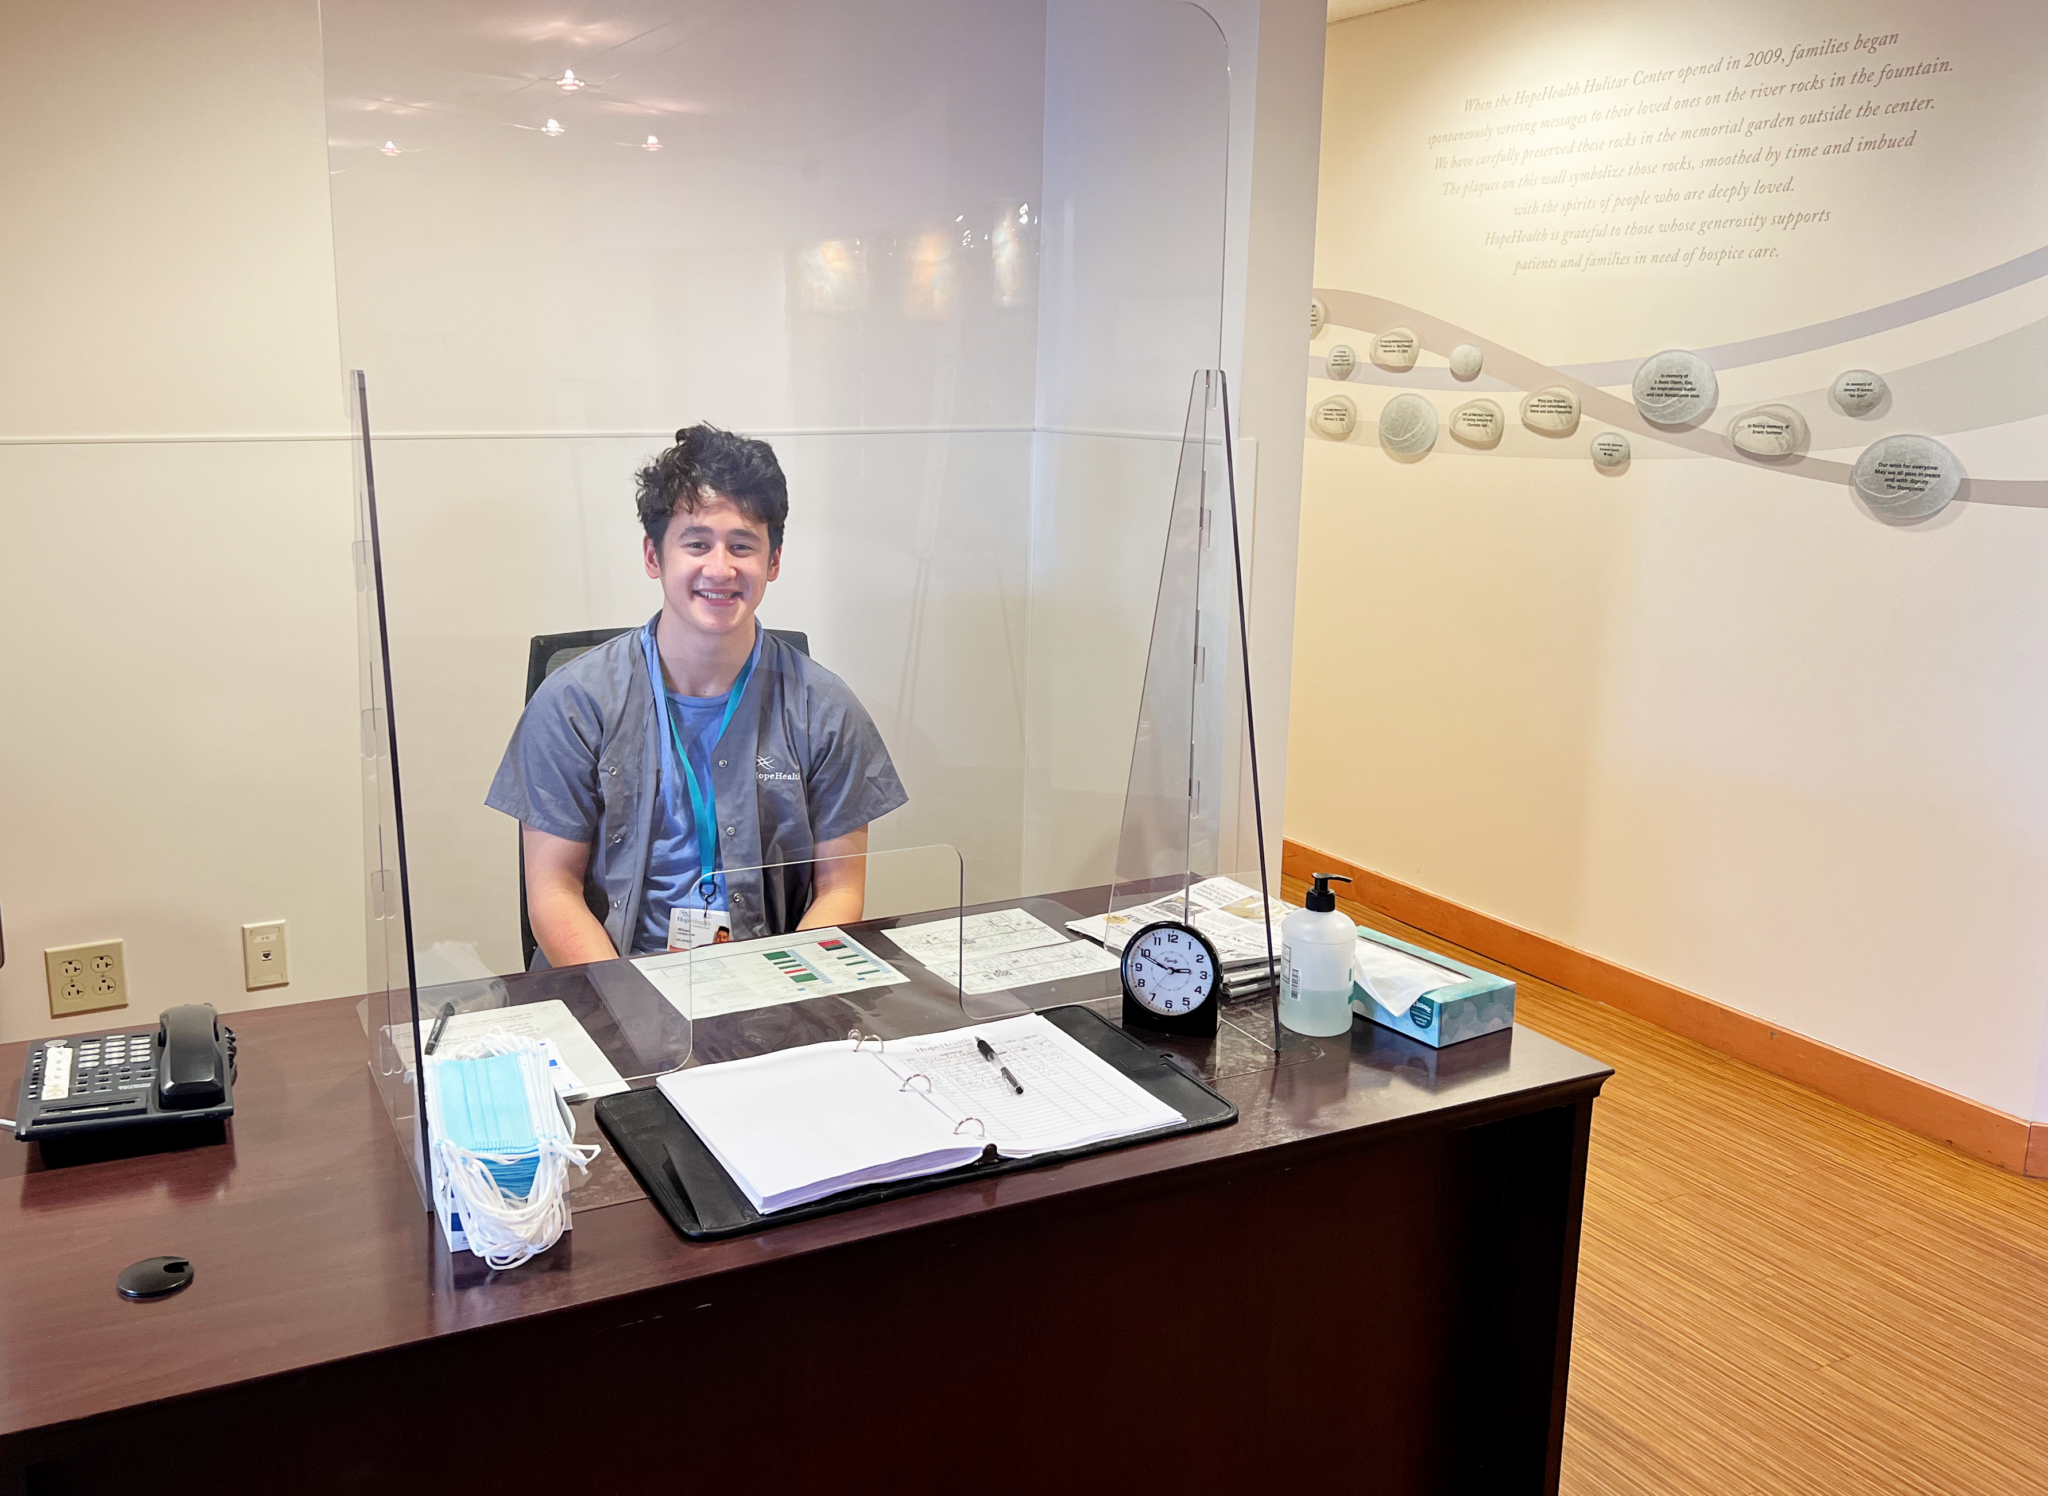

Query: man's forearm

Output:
[531, 891, 620, 966]
[796, 885, 865, 930]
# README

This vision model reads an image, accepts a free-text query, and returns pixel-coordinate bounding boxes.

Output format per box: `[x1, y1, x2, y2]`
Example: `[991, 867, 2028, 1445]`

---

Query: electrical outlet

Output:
[45, 939, 128, 1018]
[242, 919, 289, 990]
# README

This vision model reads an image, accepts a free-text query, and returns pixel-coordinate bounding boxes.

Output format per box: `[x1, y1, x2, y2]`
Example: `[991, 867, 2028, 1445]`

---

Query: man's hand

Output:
[523, 825, 621, 967]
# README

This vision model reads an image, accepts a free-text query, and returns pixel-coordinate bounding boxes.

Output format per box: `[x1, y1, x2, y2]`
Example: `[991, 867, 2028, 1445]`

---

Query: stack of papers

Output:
[1068, 876, 1286, 994]
[880, 909, 1120, 995]
[658, 1013, 1185, 1213]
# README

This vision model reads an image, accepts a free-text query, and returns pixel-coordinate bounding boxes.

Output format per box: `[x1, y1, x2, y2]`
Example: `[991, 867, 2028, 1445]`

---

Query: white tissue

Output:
[1352, 936, 1467, 1020]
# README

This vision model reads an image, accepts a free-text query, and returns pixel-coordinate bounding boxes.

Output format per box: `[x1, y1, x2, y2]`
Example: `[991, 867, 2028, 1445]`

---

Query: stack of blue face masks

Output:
[435, 1050, 543, 1200]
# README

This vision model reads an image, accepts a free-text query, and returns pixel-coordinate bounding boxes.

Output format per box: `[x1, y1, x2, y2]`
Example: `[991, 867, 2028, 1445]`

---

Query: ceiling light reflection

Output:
[380, 140, 400, 156]
[902, 231, 955, 320]
[643, 134, 662, 151]
[793, 239, 866, 312]
[557, 69, 585, 91]
[992, 203, 1036, 309]
[541, 117, 565, 137]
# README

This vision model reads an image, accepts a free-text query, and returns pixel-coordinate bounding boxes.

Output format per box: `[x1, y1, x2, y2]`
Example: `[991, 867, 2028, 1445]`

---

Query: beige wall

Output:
[1289, 0, 2048, 1117]
[0, 0, 365, 1043]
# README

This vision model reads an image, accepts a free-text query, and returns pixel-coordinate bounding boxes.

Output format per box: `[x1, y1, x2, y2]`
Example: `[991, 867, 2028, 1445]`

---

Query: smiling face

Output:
[643, 493, 781, 641]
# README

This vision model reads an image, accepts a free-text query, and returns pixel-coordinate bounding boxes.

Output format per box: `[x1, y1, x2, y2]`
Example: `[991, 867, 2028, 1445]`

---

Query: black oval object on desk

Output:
[117, 1256, 193, 1300]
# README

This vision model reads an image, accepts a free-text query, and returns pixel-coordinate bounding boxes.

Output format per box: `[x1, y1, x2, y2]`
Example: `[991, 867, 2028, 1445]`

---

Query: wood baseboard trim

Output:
[1281, 838, 2042, 1177]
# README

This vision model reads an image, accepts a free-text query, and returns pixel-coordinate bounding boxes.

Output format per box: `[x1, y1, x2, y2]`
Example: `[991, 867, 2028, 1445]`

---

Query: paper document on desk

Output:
[881, 908, 1068, 966]
[394, 999, 628, 1100]
[951, 939, 1120, 995]
[636, 927, 909, 1021]
[881, 909, 1119, 994]
[1068, 876, 1289, 967]
[1351, 937, 1468, 1020]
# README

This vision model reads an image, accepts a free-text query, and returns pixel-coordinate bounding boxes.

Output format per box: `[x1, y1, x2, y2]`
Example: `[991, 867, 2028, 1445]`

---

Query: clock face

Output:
[1122, 923, 1219, 1016]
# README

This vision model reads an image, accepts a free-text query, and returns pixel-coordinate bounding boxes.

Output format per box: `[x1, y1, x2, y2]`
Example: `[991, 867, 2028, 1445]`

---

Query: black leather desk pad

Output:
[595, 1005, 1239, 1241]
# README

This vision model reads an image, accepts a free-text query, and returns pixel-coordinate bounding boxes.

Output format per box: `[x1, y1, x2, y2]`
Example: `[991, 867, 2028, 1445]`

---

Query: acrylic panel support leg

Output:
[1107, 370, 1279, 1051]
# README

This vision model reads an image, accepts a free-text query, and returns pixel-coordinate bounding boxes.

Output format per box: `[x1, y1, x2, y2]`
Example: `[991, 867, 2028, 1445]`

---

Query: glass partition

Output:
[324, 0, 1244, 1242]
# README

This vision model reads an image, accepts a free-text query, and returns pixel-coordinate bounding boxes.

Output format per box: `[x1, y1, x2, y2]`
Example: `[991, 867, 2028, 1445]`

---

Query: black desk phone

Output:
[12, 1004, 236, 1143]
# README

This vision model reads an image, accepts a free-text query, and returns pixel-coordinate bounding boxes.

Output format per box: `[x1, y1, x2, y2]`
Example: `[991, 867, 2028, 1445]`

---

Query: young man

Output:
[488, 424, 908, 967]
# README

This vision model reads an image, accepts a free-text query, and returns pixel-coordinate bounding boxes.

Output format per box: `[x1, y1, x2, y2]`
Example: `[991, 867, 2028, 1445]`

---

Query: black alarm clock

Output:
[1120, 920, 1223, 1038]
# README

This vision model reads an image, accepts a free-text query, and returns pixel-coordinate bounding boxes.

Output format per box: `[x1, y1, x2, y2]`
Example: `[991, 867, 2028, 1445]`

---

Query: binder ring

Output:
[848, 1028, 885, 1053]
[898, 1072, 933, 1094]
[952, 1116, 987, 1138]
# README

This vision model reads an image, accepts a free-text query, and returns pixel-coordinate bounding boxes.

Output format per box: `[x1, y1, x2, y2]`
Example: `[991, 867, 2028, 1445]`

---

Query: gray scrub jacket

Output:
[487, 619, 908, 961]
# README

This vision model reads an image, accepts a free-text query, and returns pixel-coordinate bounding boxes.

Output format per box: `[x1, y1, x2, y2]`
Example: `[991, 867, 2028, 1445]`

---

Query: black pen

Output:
[975, 1036, 1025, 1095]
[424, 1002, 454, 1055]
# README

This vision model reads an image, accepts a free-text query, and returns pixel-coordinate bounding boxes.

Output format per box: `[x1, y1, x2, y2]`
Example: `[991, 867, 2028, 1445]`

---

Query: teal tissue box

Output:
[1349, 929, 1515, 1048]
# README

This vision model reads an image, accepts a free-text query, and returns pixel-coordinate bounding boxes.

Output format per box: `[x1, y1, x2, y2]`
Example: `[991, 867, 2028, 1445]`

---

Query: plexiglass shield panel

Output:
[323, 0, 1238, 1231]
[1105, 371, 1281, 1043]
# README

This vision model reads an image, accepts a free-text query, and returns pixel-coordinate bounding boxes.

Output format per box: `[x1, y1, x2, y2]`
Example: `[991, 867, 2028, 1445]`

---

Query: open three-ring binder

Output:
[597, 1006, 1238, 1240]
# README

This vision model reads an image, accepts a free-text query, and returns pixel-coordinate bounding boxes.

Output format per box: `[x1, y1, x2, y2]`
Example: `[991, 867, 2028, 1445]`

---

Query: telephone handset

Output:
[11, 1004, 237, 1142]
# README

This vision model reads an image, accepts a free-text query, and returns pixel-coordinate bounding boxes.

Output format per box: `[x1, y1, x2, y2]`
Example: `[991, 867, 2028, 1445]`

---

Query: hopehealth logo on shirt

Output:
[755, 754, 801, 783]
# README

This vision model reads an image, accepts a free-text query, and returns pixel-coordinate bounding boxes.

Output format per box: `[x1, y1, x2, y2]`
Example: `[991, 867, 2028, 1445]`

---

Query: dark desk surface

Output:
[0, 893, 1609, 1444]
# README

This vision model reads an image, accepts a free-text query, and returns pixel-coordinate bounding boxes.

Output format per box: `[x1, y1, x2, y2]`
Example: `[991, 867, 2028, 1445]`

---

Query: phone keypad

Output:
[33, 1031, 155, 1102]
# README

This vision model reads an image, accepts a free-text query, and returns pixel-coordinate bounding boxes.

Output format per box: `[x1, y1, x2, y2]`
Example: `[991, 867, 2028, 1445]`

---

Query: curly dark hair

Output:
[635, 424, 789, 554]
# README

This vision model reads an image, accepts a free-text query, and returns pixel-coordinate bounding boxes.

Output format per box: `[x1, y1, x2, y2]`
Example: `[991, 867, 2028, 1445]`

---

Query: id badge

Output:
[668, 904, 732, 952]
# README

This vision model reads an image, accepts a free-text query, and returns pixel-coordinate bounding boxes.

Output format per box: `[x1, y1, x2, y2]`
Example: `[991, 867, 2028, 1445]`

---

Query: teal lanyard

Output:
[644, 625, 758, 903]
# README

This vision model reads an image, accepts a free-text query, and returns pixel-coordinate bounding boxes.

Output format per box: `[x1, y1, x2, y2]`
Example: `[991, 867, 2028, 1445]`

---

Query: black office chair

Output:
[518, 624, 811, 967]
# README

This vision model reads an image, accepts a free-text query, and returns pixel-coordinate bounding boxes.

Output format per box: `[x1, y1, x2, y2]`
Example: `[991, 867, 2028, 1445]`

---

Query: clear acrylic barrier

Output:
[325, 0, 1246, 1231]
[1106, 371, 1282, 1044]
[644, 845, 969, 1068]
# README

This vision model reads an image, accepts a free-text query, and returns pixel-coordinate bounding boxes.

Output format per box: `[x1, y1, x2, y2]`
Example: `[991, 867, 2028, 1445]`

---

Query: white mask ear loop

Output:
[429, 1033, 600, 1271]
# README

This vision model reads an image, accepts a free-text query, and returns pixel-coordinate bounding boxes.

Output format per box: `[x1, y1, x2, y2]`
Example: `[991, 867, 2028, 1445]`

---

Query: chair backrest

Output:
[518, 624, 812, 965]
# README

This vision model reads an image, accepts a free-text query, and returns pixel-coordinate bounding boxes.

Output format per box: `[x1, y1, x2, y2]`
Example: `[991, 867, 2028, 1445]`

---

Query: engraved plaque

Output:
[1371, 327, 1420, 371]
[1449, 343, 1483, 380]
[1852, 434, 1962, 521]
[1378, 394, 1438, 456]
[1310, 393, 1357, 439]
[1310, 298, 1327, 339]
[1326, 344, 1357, 380]
[1728, 404, 1809, 458]
[1589, 432, 1631, 469]
[1448, 398, 1503, 448]
[1521, 386, 1581, 434]
[1832, 369, 1886, 415]
[1632, 349, 1718, 426]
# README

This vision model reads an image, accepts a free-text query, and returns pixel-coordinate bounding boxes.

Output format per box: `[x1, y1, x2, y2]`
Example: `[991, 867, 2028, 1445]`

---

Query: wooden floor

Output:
[1293, 880, 2048, 1495]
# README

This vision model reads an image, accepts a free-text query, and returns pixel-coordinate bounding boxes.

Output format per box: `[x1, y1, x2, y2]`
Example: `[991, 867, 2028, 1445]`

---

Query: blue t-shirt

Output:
[634, 686, 735, 956]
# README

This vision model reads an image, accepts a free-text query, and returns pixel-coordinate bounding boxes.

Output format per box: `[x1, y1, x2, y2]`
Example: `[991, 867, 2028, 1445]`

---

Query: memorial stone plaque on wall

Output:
[1310, 393, 1358, 439]
[1632, 349, 1718, 426]
[1371, 327, 1420, 371]
[1851, 434, 1963, 521]
[1378, 394, 1438, 456]
[1589, 431, 1631, 469]
[1326, 344, 1357, 380]
[1448, 343, 1484, 380]
[1521, 386, 1581, 434]
[1832, 369, 1887, 415]
[1310, 298, 1327, 339]
[1448, 398, 1503, 448]
[1728, 404, 1809, 458]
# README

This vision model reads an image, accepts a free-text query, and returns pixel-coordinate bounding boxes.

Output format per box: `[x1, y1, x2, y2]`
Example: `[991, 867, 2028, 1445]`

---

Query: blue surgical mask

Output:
[438, 1051, 542, 1198]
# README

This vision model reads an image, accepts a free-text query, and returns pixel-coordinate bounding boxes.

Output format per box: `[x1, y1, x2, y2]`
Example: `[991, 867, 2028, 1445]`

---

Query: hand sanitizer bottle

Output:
[1278, 873, 1356, 1037]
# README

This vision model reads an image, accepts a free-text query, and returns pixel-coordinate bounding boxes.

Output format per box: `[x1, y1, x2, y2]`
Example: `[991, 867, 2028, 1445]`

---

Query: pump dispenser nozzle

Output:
[1304, 872, 1352, 913]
